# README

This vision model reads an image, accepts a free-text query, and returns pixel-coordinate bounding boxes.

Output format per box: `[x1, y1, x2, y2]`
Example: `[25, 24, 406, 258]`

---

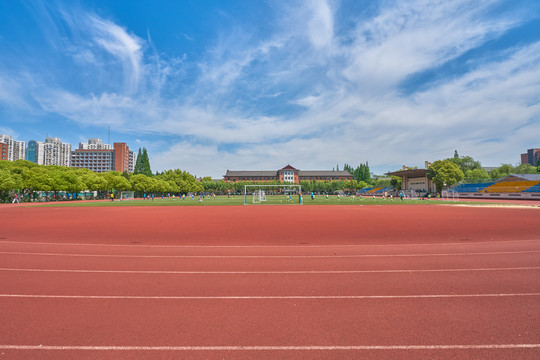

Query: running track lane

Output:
[1, 205, 540, 245]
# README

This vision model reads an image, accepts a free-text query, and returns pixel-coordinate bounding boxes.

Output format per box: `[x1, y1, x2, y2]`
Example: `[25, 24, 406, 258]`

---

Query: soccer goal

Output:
[118, 191, 135, 201]
[442, 190, 459, 201]
[403, 189, 418, 200]
[252, 189, 267, 203]
[244, 184, 302, 205]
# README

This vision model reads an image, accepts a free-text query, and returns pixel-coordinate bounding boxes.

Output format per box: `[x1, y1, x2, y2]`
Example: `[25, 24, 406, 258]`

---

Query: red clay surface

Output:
[1, 204, 539, 359]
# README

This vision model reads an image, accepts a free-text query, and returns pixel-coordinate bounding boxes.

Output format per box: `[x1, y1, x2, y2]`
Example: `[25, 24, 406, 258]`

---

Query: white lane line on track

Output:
[2, 250, 540, 258]
[1, 293, 539, 300]
[1, 267, 539, 274]
[0, 238, 539, 248]
[1, 344, 540, 351]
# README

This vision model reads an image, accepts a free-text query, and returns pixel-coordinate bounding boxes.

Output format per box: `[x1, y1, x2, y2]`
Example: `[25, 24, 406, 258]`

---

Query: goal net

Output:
[244, 184, 302, 205]
[403, 189, 418, 199]
[252, 189, 267, 203]
[442, 190, 459, 201]
[118, 191, 135, 201]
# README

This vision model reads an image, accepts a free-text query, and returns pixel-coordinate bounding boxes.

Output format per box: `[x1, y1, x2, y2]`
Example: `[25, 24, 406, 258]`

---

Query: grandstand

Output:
[453, 182, 494, 193]
[483, 181, 540, 193]
[357, 187, 393, 195]
[358, 187, 374, 194]
[450, 174, 540, 199]
[524, 183, 540, 193]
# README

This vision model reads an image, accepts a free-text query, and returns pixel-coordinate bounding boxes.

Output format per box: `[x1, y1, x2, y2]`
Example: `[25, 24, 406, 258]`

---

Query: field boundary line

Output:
[1, 250, 540, 258]
[1, 293, 539, 300]
[1, 344, 540, 351]
[1, 238, 539, 248]
[1, 267, 539, 274]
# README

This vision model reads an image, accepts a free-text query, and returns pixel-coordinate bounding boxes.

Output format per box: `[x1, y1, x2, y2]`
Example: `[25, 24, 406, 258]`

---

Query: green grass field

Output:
[34, 195, 479, 207]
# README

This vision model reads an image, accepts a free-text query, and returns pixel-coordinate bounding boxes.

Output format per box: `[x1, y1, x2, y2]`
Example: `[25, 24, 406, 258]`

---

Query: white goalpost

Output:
[118, 191, 135, 201]
[252, 189, 267, 203]
[442, 190, 459, 201]
[244, 184, 302, 205]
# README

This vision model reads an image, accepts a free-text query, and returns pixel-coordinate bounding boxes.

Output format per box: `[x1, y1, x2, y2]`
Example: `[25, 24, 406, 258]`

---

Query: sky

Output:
[1, 0, 539, 178]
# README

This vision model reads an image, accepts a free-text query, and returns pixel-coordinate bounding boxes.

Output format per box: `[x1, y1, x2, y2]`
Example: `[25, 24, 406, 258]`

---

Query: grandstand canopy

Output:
[498, 174, 540, 182]
[386, 169, 428, 178]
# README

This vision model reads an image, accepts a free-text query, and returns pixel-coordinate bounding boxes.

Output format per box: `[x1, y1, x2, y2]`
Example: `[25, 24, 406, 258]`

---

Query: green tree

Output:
[464, 168, 491, 182]
[0, 168, 18, 202]
[490, 164, 514, 179]
[427, 160, 464, 193]
[101, 171, 131, 194]
[130, 174, 154, 194]
[46, 166, 74, 200]
[21, 167, 52, 201]
[134, 148, 152, 176]
[156, 169, 202, 194]
[390, 176, 403, 191]
[448, 151, 481, 173]
[62, 168, 86, 199]
[514, 163, 537, 175]
[352, 162, 371, 184]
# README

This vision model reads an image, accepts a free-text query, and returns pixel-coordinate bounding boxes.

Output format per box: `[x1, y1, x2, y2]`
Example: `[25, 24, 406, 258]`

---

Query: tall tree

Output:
[134, 148, 152, 177]
[352, 162, 372, 184]
[134, 148, 143, 175]
[448, 151, 481, 173]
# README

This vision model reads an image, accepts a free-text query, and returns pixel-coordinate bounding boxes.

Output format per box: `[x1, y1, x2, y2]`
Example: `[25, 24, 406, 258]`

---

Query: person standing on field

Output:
[12, 194, 20, 203]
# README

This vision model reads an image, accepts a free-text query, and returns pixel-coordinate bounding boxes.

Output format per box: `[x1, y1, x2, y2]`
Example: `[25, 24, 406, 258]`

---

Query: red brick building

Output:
[224, 164, 353, 183]
[0, 143, 8, 160]
[521, 148, 540, 166]
[71, 141, 135, 173]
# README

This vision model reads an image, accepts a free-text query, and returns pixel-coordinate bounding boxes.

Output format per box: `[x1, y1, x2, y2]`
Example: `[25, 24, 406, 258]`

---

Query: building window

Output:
[283, 170, 295, 183]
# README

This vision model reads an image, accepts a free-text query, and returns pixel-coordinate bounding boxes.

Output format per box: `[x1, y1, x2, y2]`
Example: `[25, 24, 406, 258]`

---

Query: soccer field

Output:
[32, 194, 487, 207]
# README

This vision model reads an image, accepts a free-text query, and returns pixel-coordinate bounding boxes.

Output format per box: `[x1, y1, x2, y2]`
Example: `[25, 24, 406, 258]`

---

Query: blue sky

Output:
[1, 0, 539, 177]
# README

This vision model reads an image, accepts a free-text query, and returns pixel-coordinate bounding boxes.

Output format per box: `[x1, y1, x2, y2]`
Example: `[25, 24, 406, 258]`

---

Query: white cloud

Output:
[0, 73, 30, 109]
[307, 0, 334, 49]
[87, 15, 144, 93]
[36, 90, 135, 128]
[342, 0, 519, 92]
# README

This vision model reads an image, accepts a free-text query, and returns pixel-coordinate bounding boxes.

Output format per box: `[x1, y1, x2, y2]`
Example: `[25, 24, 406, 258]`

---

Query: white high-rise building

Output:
[0, 134, 26, 161]
[78, 138, 112, 150]
[44, 137, 71, 166]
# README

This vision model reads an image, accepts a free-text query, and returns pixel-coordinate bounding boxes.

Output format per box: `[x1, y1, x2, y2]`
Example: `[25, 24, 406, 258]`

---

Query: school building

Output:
[224, 164, 353, 183]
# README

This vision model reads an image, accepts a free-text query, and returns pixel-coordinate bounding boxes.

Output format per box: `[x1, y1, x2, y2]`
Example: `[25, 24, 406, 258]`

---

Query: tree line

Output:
[201, 178, 375, 195]
[0, 160, 203, 202]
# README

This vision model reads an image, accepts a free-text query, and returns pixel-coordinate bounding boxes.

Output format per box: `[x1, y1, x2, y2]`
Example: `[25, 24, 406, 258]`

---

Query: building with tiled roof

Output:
[224, 164, 353, 183]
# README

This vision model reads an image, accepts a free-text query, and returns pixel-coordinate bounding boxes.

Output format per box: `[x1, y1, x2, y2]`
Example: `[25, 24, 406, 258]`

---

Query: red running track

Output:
[0, 204, 539, 359]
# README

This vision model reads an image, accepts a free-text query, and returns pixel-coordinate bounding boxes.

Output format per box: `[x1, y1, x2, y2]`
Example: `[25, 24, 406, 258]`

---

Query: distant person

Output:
[110, 193, 114, 201]
[12, 194, 20, 204]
